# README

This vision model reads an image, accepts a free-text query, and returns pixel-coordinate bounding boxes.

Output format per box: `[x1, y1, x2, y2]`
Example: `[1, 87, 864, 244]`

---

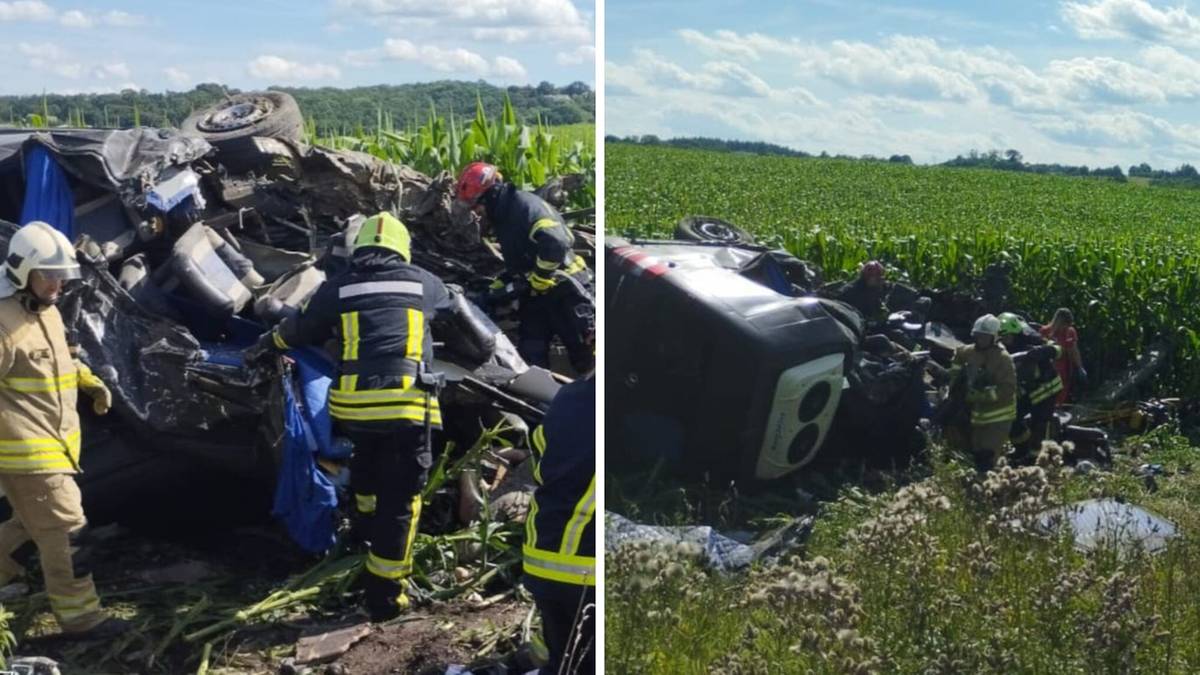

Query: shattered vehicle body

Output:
[606, 234, 929, 482]
[0, 110, 581, 546]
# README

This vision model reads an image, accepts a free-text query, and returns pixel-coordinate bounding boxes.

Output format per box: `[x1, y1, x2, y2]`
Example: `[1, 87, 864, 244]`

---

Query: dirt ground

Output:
[5, 522, 532, 674]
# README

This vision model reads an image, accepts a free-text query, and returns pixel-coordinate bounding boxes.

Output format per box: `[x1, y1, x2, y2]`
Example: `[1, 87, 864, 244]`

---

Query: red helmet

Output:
[455, 162, 502, 205]
[860, 260, 885, 282]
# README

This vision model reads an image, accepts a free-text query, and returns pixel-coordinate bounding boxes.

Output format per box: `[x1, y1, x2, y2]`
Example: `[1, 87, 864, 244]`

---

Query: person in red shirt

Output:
[1040, 308, 1086, 405]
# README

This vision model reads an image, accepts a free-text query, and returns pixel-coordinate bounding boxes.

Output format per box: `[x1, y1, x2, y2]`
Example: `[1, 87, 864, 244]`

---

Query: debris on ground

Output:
[605, 511, 813, 572]
[1033, 498, 1178, 556]
[294, 624, 371, 665]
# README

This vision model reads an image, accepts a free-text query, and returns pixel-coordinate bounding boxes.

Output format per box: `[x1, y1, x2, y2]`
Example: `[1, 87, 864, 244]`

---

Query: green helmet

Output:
[353, 212, 411, 262]
[997, 312, 1026, 337]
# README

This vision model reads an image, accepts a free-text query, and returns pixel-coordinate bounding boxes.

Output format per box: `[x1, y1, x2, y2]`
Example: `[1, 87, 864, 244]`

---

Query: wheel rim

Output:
[200, 99, 273, 132]
[696, 219, 739, 241]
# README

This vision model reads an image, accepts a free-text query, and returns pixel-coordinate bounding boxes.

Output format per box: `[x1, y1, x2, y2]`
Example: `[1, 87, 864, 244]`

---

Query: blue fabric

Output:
[292, 347, 346, 460]
[20, 145, 74, 238]
[273, 373, 338, 554]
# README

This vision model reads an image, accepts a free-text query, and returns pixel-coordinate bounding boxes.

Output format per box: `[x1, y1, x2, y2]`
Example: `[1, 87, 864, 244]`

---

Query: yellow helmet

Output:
[352, 212, 411, 262]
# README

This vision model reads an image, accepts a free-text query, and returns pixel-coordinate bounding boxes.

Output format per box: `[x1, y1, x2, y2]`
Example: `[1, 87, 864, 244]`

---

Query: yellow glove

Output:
[77, 365, 112, 416]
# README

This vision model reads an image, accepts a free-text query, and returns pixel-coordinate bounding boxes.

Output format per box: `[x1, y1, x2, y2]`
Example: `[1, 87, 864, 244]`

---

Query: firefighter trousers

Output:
[0, 473, 104, 632]
[971, 421, 1011, 471]
[519, 286, 595, 375]
[346, 426, 431, 619]
[527, 575, 595, 675]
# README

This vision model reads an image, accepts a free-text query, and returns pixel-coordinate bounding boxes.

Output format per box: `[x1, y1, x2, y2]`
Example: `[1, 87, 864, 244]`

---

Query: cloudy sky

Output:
[0, 0, 595, 95]
[607, 0, 1200, 168]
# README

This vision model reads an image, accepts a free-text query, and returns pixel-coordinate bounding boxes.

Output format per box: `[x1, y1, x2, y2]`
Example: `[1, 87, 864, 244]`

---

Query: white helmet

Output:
[0, 221, 80, 298]
[972, 313, 1001, 338]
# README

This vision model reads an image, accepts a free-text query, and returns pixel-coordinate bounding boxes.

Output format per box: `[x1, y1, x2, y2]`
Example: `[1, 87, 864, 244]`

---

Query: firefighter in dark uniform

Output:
[251, 212, 448, 621]
[525, 375, 595, 674]
[454, 162, 594, 374]
[997, 312, 1063, 459]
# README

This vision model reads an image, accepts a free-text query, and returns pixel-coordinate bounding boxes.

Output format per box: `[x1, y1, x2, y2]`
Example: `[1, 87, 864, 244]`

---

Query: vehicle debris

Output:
[1032, 498, 1177, 556]
[605, 511, 813, 572]
[294, 624, 372, 665]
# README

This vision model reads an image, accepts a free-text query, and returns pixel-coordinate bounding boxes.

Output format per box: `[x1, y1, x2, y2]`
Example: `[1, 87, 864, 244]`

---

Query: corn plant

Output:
[607, 143, 1200, 395]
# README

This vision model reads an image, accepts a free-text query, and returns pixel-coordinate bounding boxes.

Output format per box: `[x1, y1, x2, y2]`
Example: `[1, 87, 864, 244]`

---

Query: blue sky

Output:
[606, 0, 1200, 168]
[0, 0, 595, 95]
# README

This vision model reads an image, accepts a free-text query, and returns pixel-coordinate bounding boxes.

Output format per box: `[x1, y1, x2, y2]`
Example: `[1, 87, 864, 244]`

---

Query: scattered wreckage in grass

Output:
[0, 91, 594, 552]
[607, 216, 1140, 485]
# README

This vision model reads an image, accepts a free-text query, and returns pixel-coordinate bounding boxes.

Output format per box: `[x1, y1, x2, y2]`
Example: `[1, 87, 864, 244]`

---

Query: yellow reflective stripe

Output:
[528, 274, 557, 292]
[272, 330, 289, 350]
[50, 590, 101, 620]
[406, 308, 424, 361]
[531, 425, 546, 484]
[1, 373, 79, 393]
[355, 493, 377, 514]
[329, 405, 443, 425]
[972, 403, 1017, 425]
[536, 257, 560, 271]
[329, 387, 429, 404]
[403, 494, 422, 561]
[0, 430, 82, 450]
[559, 475, 596, 556]
[366, 551, 412, 579]
[339, 374, 359, 392]
[522, 546, 595, 586]
[565, 256, 587, 275]
[526, 494, 540, 550]
[341, 312, 360, 361]
[528, 217, 560, 241]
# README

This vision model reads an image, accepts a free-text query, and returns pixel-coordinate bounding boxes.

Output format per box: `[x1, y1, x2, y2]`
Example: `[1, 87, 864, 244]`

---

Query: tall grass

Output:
[607, 433, 1200, 674]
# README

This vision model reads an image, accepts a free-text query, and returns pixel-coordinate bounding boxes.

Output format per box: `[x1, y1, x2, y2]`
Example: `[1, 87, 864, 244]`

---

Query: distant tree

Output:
[1004, 149, 1023, 164]
[888, 154, 913, 164]
[639, 134, 662, 145]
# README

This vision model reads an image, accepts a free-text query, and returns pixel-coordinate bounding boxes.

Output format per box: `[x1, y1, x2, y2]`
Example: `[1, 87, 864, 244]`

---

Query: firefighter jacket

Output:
[953, 342, 1018, 427]
[0, 295, 83, 474]
[1009, 331, 1064, 405]
[481, 184, 589, 293]
[272, 249, 450, 430]
[524, 377, 595, 587]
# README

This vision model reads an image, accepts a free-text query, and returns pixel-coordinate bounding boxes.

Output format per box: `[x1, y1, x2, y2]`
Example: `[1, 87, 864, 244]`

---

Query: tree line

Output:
[0, 81, 595, 131]
[608, 136, 1200, 188]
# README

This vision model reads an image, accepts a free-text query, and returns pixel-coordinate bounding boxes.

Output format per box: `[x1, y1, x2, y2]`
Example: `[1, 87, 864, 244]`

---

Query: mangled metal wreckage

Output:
[0, 120, 580, 551]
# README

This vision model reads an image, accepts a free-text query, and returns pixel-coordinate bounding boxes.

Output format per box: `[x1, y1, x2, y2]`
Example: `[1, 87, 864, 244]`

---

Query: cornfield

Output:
[606, 143, 1200, 395]
[307, 95, 595, 207]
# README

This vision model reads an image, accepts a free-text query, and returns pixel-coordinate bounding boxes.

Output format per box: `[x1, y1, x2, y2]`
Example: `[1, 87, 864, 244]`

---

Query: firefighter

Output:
[839, 260, 889, 323]
[997, 312, 1063, 459]
[525, 375, 595, 674]
[951, 314, 1018, 471]
[249, 212, 448, 621]
[0, 221, 126, 637]
[453, 162, 594, 375]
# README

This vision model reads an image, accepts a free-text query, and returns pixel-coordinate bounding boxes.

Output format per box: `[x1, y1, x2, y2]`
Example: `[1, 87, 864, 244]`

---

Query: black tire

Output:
[181, 92, 304, 145]
[674, 215, 756, 245]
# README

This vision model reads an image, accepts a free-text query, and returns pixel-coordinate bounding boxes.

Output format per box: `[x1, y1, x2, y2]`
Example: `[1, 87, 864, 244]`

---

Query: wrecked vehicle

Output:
[606, 228, 928, 483]
[0, 93, 586, 549]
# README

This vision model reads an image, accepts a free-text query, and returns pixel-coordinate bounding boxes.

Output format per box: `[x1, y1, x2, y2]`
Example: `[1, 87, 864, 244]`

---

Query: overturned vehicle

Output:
[606, 216, 1099, 484]
[0, 99, 588, 550]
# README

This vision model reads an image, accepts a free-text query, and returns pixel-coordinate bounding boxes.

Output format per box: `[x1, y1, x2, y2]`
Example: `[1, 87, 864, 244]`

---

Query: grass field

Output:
[606, 142, 1200, 396]
[605, 142, 1200, 674]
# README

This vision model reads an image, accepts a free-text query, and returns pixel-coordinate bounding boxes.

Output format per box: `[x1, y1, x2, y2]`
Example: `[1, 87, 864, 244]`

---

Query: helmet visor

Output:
[32, 266, 82, 282]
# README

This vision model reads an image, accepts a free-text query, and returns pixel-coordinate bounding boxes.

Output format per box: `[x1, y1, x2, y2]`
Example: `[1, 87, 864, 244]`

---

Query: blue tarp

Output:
[293, 347, 348, 460]
[272, 368, 338, 554]
[20, 145, 74, 237]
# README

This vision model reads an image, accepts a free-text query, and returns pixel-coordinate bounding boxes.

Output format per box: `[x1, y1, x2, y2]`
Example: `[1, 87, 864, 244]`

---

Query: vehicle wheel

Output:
[181, 92, 304, 145]
[674, 216, 756, 245]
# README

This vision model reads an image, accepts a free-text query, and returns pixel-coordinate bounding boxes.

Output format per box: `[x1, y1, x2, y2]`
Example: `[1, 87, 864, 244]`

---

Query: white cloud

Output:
[343, 39, 529, 80]
[163, 67, 191, 87]
[556, 45, 595, 66]
[16, 41, 83, 78]
[247, 55, 341, 81]
[92, 62, 130, 80]
[0, 0, 52, 21]
[336, 0, 592, 43]
[58, 9, 91, 27]
[1062, 0, 1200, 47]
[102, 9, 146, 27]
[471, 27, 531, 43]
